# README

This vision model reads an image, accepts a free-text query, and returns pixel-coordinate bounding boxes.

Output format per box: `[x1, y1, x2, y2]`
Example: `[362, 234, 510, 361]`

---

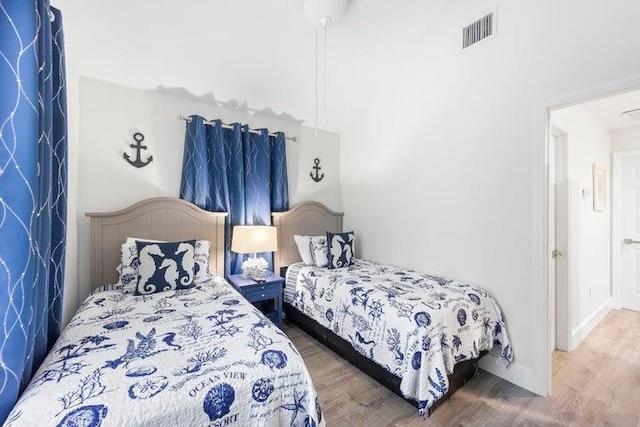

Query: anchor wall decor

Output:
[124, 132, 153, 168]
[310, 158, 324, 183]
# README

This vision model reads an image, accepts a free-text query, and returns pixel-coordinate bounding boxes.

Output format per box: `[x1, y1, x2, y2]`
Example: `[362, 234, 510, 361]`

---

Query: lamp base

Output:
[241, 266, 268, 282]
[240, 255, 269, 281]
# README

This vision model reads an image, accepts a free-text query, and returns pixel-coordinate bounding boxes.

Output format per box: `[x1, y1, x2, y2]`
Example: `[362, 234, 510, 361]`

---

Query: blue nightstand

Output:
[227, 273, 283, 328]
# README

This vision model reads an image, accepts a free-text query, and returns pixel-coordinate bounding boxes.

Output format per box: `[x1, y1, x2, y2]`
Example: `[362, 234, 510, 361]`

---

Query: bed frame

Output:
[272, 202, 484, 416]
[85, 197, 227, 288]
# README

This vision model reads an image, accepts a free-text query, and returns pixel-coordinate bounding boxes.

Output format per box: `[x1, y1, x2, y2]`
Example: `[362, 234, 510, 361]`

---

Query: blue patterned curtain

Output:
[0, 2, 67, 421]
[180, 116, 289, 276]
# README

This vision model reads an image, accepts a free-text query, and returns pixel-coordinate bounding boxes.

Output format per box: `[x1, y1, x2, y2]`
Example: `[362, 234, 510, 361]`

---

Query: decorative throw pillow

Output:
[294, 235, 324, 265]
[192, 240, 213, 283]
[326, 231, 355, 269]
[135, 240, 196, 296]
[309, 236, 329, 267]
[119, 238, 213, 292]
[119, 242, 140, 293]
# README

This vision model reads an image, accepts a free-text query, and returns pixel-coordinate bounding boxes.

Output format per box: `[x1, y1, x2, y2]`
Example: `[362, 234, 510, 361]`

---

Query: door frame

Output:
[611, 150, 640, 310]
[534, 73, 640, 396]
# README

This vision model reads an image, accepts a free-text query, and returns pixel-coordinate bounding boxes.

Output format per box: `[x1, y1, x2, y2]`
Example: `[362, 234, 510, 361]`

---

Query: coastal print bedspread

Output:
[285, 260, 513, 414]
[6, 279, 324, 427]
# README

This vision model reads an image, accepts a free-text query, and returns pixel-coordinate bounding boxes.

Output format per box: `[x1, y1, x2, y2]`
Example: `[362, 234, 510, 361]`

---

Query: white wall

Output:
[551, 106, 612, 349]
[68, 76, 341, 323]
[612, 126, 640, 152]
[52, 0, 640, 396]
[335, 0, 640, 395]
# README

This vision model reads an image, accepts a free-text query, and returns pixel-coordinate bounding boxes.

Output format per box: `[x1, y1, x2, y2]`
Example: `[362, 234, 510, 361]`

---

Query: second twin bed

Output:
[273, 202, 513, 416]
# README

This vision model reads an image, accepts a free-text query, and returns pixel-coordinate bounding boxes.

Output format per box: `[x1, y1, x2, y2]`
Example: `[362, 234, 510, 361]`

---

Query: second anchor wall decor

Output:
[310, 158, 324, 182]
[124, 132, 153, 168]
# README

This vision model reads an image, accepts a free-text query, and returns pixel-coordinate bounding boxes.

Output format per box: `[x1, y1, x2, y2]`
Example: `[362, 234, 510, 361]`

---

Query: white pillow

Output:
[294, 235, 324, 265]
[309, 236, 329, 267]
[192, 240, 213, 283]
[118, 242, 140, 293]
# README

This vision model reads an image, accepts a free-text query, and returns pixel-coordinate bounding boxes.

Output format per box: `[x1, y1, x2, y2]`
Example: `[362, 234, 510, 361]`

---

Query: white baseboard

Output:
[478, 354, 538, 395]
[569, 297, 613, 350]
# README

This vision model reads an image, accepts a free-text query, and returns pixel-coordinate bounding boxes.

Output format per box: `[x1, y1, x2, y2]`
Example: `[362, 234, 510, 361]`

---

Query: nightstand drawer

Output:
[242, 287, 279, 303]
[241, 283, 275, 294]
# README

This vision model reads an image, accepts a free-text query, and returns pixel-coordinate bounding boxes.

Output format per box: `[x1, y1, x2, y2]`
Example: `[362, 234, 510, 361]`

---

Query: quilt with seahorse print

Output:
[284, 259, 513, 415]
[6, 279, 324, 427]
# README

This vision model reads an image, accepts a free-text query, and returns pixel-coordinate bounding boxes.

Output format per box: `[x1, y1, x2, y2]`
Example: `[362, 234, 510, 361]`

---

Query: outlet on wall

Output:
[589, 284, 593, 297]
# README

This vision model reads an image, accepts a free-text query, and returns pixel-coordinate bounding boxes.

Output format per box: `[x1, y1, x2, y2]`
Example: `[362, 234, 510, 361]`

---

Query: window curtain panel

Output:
[180, 117, 289, 276]
[0, 2, 68, 422]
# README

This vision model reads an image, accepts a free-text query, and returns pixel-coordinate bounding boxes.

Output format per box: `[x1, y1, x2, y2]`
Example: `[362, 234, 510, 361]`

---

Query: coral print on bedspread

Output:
[5, 279, 324, 427]
[286, 259, 513, 415]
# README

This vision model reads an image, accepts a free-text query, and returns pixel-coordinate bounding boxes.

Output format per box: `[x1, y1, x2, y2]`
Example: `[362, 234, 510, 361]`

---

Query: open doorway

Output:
[547, 87, 640, 360]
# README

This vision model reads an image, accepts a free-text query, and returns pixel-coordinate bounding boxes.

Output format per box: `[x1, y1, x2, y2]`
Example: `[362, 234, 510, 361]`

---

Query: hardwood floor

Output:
[285, 309, 640, 426]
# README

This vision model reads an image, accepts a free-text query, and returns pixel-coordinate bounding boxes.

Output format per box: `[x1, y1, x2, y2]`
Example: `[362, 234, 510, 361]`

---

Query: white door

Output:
[552, 131, 570, 352]
[620, 154, 640, 311]
[548, 130, 570, 351]
[548, 133, 557, 352]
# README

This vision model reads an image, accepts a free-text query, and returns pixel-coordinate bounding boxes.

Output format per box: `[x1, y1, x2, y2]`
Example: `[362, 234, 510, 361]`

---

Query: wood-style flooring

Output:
[285, 308, 640, 426]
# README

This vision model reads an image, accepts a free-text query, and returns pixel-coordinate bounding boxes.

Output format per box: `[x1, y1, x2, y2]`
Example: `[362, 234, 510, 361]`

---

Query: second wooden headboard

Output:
[85, 197, 227, 288]
[271, 202, 344, 274]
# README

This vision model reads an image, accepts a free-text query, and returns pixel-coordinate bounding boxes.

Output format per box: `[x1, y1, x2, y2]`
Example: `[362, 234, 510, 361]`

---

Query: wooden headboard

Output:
[271, 202, 343, 274]
[85, 197, 227, 287]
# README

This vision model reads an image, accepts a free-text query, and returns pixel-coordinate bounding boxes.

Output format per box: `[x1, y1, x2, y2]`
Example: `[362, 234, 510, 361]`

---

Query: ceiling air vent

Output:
[621, 108, 640, 122]
[462, 11, 496, 50]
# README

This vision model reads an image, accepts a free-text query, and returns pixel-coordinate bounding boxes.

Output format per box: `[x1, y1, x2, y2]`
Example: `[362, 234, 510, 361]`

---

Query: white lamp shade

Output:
[303, 0, 350, 27]
[231, 226, 278, 254]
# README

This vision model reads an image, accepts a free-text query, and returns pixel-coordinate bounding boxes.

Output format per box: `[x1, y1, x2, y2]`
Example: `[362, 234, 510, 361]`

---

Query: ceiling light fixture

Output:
[303, 0, 350, 137]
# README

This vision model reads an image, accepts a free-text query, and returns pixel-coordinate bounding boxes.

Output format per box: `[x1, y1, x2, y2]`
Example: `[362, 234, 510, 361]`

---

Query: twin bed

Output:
[5, 198, 324, 427]
[5, 198, 512, 426]
[273, 202, 513, 416]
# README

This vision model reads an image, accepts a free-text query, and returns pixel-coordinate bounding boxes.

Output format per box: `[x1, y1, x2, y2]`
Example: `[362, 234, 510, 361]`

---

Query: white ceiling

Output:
[53, 0, 640, 133]
[51, 0, 450, 133]
[583, 88, 640, 130]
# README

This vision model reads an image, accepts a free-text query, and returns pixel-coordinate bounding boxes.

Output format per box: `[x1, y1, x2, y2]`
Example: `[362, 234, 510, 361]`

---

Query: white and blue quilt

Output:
[285, 260, 513, 414]
[6, 279, 324, 427]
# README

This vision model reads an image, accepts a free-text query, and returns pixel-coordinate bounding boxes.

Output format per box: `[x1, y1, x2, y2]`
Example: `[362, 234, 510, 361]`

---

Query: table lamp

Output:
[231, 225, 278, 281]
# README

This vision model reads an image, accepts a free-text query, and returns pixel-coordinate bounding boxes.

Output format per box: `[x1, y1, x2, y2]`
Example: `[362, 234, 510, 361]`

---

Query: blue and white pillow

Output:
[135, 240, 196, 296]
[294, 235, 324, 265]
[126, 238, 213, 284]
[309, 236, 329, 267]
[119, 243, 140, 292]
[192, 240, 213, 282]
[119, 238, 213, 293]
[326, 231, 355, 269]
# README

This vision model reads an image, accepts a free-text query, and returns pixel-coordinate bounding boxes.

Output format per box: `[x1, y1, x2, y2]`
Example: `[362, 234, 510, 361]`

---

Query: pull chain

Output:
[314, 26, 319, 138]
[323, 22, 328, 124]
